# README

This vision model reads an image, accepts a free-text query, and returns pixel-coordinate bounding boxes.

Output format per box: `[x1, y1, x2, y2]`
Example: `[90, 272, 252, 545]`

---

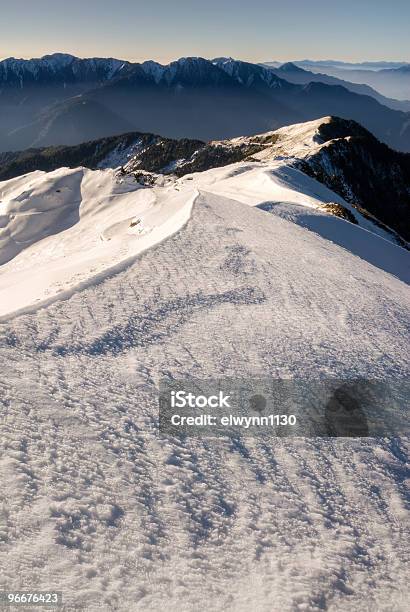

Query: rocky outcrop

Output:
[297, 118, 410, 241]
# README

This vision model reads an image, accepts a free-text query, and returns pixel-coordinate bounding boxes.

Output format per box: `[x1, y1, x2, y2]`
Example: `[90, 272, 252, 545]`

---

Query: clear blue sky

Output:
[1, 0, 409, 63]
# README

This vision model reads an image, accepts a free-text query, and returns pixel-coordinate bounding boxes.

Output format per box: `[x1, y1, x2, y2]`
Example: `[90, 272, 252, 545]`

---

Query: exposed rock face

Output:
[318, 203, 358, 224]
[296, 118, 410, 241]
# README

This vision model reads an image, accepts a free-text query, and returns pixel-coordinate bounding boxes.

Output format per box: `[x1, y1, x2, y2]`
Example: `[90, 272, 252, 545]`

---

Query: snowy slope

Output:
[226, 116, 332, 158]
[2, 152, 408, 320]
[2, 116, 408, 245]
[183, 160, 409, 252]
[0, 148, 409, 610]
[0, 168, 195, 318]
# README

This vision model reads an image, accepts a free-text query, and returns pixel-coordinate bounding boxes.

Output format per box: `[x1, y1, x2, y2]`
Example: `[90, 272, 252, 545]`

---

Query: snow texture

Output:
[0, 148, 409, 610]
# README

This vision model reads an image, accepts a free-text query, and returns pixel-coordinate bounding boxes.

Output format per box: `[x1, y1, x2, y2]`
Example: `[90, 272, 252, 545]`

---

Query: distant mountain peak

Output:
[279, 62, 307, 73]
[212, 56, 288, 88]
[174, 56, 208, 64]
[40, 52, 77, 64]
[212, 56, 235, 64]
[140, 60, 166, 83]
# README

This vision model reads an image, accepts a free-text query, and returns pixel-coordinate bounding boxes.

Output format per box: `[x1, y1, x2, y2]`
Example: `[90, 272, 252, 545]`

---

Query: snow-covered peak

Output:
[0, 53, 128, 84]
[257, 116, 334, 158]
[213, 56, 287, 88]
[221, 116, 333, 160]
[212, 56, 235, 65]
[153, 57, 230, 86]
[40, 53, 77, 67]
[168, 56, 218, 73]
[223, 116, 376, 163]
[173, 56, 207, 65]
[1, 53, 76, 75]
[212, 56, 237, 76]
[140, 60, 166, 83]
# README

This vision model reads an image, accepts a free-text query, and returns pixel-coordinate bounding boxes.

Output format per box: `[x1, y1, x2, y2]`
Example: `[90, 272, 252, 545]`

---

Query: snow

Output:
[96, 138, 144, 169]
[259, 201, 410, 283]
[0, 54, 76, 79]
[0, 53, 125, 82]
[0, 140, 409, 610]
[1, 157, 408, 321]
[0, 167, 195, 318]
[213, 57, 283, 88]
[225, 116, 331, 159]
[177, 159, 407, 250]
[39, 53, 77, 69]
[141, 60, 166, 83]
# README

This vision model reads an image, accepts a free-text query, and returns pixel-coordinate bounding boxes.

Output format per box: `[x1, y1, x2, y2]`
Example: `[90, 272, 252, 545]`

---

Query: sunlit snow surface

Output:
[0, 157, 408, 319]
[0, 154, 409, 610]
[0, 167, 195, 318]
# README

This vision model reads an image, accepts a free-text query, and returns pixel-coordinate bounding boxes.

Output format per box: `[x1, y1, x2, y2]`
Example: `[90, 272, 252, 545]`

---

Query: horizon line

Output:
[0, 52, 409, 66]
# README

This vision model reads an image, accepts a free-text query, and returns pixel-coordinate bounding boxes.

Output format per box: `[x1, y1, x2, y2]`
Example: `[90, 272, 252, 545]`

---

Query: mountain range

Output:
[267, 62, 410, 112]
[1, 54, 410, 152]
[267, 60, 410, 100]
[265, 60, 410, 70]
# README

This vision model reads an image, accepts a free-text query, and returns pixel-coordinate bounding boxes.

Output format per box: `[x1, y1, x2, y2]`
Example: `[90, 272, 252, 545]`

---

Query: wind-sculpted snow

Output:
[47, 287, 266, 357]
[0, 167, 196, 318]
[258, 201, 410, 283]
[0, 191, 409, 611]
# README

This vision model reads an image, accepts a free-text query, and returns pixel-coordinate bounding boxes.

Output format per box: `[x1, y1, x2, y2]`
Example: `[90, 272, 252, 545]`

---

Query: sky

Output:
[0, 0, 409, 64]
